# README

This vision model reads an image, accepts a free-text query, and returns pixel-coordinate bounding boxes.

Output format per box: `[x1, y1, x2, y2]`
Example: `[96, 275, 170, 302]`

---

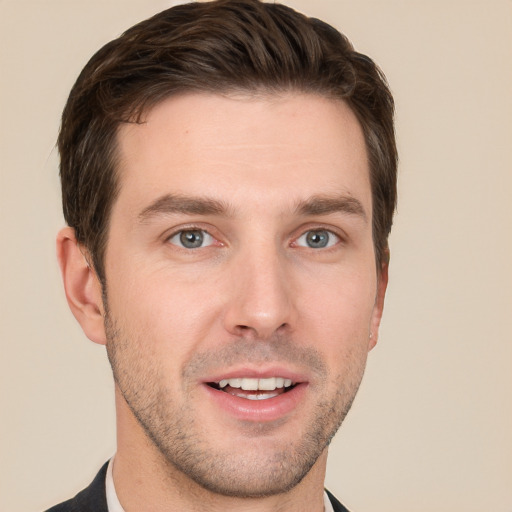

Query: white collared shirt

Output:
[106, 457, 335, 512]
[105, 457, 125, 512]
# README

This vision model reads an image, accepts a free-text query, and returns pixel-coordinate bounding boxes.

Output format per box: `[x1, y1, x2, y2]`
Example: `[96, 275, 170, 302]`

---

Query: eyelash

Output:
[293, 229, 341, 249]
[166, 226, 342, 251]
[167, 228, 219, 249]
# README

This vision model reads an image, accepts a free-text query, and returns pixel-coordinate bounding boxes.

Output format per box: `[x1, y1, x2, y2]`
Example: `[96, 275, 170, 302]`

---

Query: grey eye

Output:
[169, 230, 214, 249]
[296, 230, 338, 249]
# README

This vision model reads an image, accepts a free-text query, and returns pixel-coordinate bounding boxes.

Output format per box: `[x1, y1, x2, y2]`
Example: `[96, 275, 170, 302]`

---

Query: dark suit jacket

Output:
[45, 462, 351, 512]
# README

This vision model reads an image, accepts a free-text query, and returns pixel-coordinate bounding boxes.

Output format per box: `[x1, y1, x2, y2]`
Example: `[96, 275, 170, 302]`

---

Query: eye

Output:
[295, 229, 339, 249]
[168, 229, 215, 249]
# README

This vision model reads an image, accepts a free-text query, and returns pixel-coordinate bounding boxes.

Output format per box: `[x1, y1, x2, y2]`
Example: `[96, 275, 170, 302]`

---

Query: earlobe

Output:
[368, 257, 389, 351]
[56, 227, 107, 345]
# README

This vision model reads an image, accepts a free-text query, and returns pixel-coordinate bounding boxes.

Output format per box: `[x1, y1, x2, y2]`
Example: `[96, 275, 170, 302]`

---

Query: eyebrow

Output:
[138, 194, 231, 222]
[294, 195, 368, 221]
[138, 193, 367, 223]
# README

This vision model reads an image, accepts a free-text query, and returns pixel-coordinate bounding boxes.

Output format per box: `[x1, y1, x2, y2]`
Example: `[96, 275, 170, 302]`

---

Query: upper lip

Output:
[202, 366, 309, 385]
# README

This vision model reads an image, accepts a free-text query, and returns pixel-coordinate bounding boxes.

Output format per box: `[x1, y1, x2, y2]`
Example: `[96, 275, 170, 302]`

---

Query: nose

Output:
[222, 245, 296, 340]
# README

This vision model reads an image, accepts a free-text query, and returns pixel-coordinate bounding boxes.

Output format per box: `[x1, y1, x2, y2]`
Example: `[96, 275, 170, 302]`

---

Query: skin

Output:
[58, 92, 388, 512]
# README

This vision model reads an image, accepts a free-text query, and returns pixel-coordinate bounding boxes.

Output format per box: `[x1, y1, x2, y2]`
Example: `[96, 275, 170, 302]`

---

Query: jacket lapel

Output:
[325, 489, 351, 512]
[45, 461, 109, 512]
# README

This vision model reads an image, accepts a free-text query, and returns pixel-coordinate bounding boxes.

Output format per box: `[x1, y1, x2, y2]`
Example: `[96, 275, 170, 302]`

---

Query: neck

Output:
[114, 388, 327, 512]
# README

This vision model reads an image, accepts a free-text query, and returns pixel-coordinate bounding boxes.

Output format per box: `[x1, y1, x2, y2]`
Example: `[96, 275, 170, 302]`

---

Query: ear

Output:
[56, 227, 107, 345]
[368, 255, 389, 351]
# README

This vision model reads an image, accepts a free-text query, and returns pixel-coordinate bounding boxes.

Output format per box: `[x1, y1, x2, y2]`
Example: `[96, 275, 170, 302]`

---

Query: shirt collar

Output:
[105, 457, 125, 512]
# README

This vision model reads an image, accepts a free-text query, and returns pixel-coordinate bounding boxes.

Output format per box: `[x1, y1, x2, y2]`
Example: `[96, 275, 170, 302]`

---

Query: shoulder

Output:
[44, 462, 109, 512]
[326, 489, 352, 512]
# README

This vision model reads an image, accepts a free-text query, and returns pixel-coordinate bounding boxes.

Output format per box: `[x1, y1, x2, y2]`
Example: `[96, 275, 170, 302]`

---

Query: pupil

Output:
[306, 231, 328, 248]
[180, 230, 203, 248]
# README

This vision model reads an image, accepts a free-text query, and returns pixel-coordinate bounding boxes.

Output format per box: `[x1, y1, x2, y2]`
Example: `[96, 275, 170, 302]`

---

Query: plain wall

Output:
[1, 1, 511, 510]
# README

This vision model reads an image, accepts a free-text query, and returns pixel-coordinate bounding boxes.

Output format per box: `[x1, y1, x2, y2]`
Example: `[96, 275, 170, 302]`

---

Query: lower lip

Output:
[203, 383, 308, 422]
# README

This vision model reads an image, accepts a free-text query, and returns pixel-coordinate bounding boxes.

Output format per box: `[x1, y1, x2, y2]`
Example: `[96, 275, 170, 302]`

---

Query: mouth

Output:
[203, 372, 308, 422]
[207, 377, 297, 401]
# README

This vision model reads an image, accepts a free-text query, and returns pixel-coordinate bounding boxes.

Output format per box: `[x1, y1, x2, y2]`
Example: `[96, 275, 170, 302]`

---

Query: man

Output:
[49, 0, 397, 510]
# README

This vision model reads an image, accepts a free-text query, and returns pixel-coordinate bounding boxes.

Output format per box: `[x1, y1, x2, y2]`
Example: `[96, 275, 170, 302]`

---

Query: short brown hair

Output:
[59, 0, 397, 283]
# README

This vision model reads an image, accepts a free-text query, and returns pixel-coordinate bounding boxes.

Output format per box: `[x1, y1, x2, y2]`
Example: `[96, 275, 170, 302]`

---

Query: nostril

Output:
[233, 324, 289, 338]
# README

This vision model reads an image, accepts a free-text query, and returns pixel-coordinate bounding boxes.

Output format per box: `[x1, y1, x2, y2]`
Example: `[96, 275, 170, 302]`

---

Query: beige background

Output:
[1, 1, 511, 511]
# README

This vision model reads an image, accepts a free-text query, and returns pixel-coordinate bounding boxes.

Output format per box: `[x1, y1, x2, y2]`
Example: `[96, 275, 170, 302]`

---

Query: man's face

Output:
[103, 92, 386, 497]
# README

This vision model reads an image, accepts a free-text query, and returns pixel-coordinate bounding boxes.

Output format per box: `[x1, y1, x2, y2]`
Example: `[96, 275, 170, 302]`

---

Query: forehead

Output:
[114, 92, 370, 214]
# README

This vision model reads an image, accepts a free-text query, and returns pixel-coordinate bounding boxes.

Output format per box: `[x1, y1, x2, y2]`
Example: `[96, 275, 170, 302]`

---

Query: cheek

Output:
[106, 266, 223, 360]
[296, 269, 377, 377]
[300, 269, 376, 329]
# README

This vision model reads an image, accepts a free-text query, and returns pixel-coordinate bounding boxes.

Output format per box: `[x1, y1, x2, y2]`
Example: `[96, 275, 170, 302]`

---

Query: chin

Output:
[162, 445, 321, 498]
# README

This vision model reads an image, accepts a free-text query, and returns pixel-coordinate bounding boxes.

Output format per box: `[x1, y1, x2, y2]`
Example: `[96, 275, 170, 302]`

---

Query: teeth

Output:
[242, 378, 258, 390]
[243, 392, 279, 400]
[258, 377, 276, 390]
[217, 377, 294, 391]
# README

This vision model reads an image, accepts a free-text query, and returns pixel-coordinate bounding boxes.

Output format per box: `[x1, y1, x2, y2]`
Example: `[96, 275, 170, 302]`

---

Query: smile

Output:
[208, 377, 296, 401]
